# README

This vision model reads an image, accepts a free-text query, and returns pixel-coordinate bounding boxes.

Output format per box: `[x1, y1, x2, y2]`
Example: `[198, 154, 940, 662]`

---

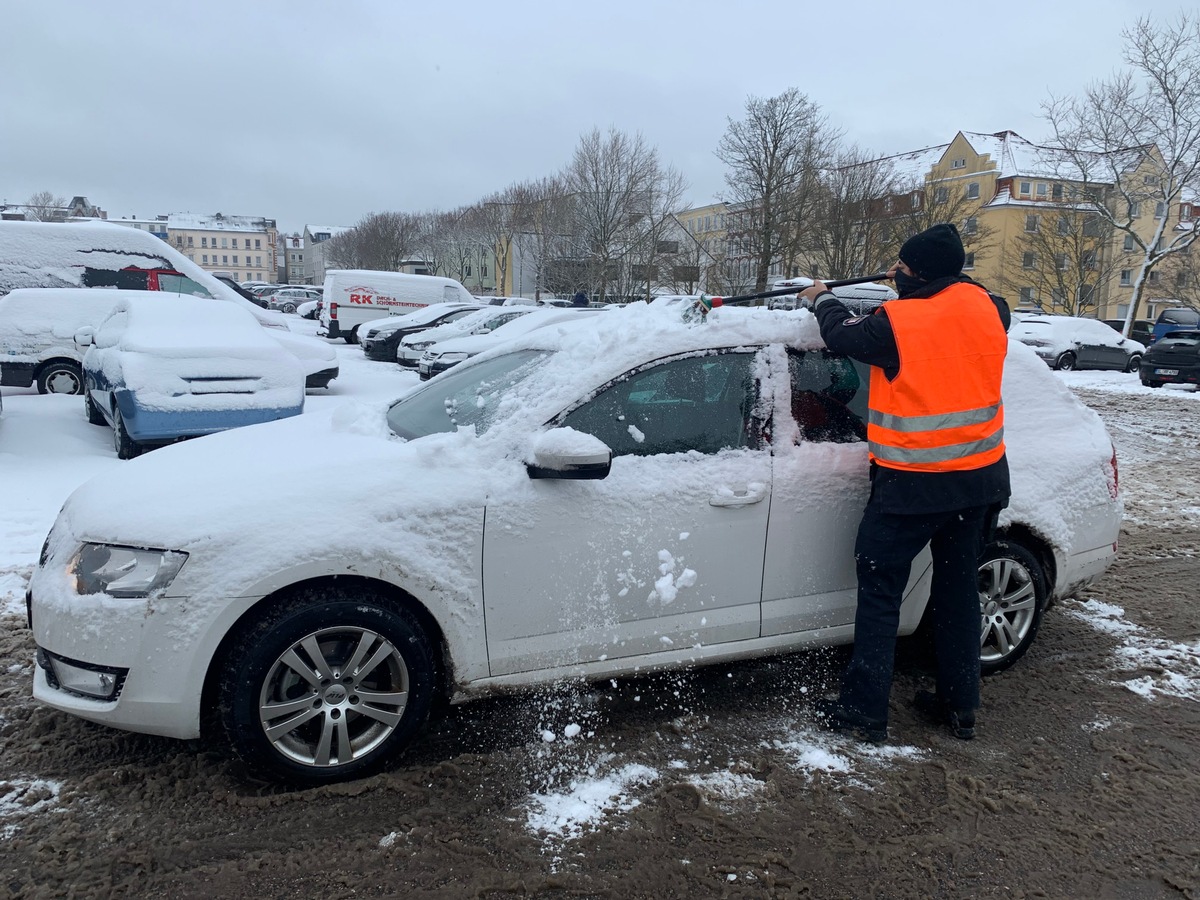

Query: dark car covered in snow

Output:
[1139, 329, 1200, 388]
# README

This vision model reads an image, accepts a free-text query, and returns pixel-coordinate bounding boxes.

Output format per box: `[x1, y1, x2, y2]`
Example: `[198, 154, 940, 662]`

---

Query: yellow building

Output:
[166, 212, 278, 284]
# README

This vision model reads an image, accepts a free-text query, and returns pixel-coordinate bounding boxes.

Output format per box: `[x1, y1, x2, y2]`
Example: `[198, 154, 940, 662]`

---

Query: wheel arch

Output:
[995, 522, 1058, 607]
[199, 574, 454, 739]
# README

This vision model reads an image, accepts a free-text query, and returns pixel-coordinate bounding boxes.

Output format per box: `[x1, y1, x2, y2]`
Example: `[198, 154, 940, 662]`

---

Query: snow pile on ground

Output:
[0, 777, 63, 838]
[1065, 598, 1200, 700]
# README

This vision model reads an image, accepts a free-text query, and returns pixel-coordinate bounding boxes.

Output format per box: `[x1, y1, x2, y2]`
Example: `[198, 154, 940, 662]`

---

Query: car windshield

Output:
[386, 349, 553, 440]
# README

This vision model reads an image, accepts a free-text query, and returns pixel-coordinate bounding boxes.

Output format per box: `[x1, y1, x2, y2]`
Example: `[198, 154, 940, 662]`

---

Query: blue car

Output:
[79, 295, 306, 459]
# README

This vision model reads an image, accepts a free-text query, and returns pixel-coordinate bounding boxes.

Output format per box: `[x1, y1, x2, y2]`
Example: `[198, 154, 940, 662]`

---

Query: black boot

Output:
[912, 690, 975, 740]
[812, 697, 888, 744]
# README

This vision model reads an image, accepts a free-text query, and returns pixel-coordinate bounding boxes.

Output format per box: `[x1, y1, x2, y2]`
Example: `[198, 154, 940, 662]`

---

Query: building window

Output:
[232, 238, 238, 249]
[963, 252, 975, 269]
[951, 158, 966, 169]
[202, 254, 209, 264]
[966, 182, 980, 200]
[1022, 252, 1036, 269]
[910, 193, 921, 209]
[1054, 254, 1067, 270]
[1025, 215, 1039, 233]
[1019, 287, 1034, 304]
[481, 262, 489, 276]
[1128, 201, 1140, 218]
[1052, 183, 1064, 201]
[1124, 234, 1135, 251]
[935, 187, 948, 204]
[201, 237, 207, 248]
[256, 239, 262, 249]
[1058, 217, 1070, 235]
[1155, 201, 1167, 218]
[963, 217, 977, 235]
[187, 236, 193, 247]
[233, 256, 238, 265]
[222, 255, 228, 265]
[175, 237, 183, 247]
[1036, 183, 1048, 198]
[1019, 181, 1031, 196]
[256, 256, 262, 266]
[1178, 272, 1190, 287]
[1148, 271, 1160, 283]
[1120, 270, 1131, 285]
[464, 264, 471, 276]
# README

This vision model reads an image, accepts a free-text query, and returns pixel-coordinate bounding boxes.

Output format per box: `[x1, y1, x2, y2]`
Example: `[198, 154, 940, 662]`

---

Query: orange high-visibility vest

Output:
[867, 283, 1008, 472]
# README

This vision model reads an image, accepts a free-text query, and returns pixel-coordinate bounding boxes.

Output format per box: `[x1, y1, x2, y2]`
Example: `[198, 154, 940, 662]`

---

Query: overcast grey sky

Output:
[0, 0, 1185, 235]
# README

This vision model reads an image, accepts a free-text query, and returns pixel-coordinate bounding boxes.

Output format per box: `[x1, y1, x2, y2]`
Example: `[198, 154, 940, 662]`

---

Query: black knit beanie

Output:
[899, 223, 966, 280]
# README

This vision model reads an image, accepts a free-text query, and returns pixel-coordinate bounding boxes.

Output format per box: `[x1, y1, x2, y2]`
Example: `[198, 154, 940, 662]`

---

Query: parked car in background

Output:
[319, 270, 475, 343]
[418, 307, 602, 379]
[1103, 318, 1154, 346]
[1009, 314, 1145, 371]
[297, 299, 321, 320]
[396, 307, 533, 367]
[28, 302, 1121, 784]
[0, 289, 126, 394]
[267, 287, 323, 314]
[359, 303, 485, 361]
[77, 295, 305, 459]
[0, 222, 338, 390]
[1139, 328, 1200, 388]
[1150, 307, 1200, 344]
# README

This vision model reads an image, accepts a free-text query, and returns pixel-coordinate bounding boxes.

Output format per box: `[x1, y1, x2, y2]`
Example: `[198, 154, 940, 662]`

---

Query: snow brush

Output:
[684, 273, 890, 322]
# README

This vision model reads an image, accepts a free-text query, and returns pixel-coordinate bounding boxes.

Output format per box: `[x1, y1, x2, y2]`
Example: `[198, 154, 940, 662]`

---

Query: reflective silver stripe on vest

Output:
[869, 427, 1005, 465]
[868, 401, 1003, 433]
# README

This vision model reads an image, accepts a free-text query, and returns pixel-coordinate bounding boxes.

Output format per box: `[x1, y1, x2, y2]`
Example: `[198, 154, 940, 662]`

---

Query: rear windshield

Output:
[1157, 308, 1200, 326]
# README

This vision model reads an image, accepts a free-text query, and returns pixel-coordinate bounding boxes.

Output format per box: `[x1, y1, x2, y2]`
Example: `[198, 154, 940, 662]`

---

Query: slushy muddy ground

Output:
[2, 386, 1198, 900]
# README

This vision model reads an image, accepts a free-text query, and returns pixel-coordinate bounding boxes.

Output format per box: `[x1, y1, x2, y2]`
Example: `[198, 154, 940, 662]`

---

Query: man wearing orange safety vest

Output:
[798, 223, 1011, 744]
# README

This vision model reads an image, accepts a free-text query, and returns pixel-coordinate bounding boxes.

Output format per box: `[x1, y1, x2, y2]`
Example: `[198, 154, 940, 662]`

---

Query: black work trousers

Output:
[839, 502, 990, 723]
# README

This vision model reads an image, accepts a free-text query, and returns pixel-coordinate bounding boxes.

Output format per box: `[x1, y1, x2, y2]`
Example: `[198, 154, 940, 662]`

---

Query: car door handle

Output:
[709, 484, 767, 507]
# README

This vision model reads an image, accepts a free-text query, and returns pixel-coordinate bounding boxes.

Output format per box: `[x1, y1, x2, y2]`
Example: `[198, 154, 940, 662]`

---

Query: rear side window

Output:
[787, 350, 868, 444]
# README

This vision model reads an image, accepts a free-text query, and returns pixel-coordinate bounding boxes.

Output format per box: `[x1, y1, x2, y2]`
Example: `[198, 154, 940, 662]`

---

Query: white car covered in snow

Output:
[77, 295, 306, 459]
[1010, 314, 1145, 372]
[28, 302, 1121, 784]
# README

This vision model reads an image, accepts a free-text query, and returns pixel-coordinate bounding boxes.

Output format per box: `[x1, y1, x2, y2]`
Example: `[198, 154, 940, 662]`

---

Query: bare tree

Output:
[999, 208, 1119, 315]
[1042, 12, 1200, 332]
[509, 176, 575, 300]
[326, 211, 421, 271]
[23, 191, 67, 222]
[805, 147, 904, 280]
[561, 127, 687, 302]
[716, 88, 841, 291]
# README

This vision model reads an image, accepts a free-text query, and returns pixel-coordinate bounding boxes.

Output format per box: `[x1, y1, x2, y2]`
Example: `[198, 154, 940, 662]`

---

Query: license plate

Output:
[1156, 368, 1179, 376]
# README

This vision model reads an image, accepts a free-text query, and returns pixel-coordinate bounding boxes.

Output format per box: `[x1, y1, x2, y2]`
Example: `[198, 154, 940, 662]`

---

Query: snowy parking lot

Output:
[2, 325, 1199, 898]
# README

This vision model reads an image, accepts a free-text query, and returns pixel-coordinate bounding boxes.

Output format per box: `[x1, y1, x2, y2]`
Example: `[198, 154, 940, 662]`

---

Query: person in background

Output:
[798, 223, 1011, 743]
[571, 290, 588, 308]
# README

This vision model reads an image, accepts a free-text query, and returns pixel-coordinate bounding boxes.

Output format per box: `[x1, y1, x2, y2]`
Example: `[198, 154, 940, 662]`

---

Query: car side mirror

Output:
[526, 428, 612, 480]
[74, 326, 95, 348]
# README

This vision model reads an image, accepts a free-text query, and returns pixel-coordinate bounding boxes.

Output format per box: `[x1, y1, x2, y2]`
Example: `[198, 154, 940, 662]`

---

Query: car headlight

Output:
[409, 340, 432, 351]
[439, 352, 469, 362]
[70, 543, 188, 598]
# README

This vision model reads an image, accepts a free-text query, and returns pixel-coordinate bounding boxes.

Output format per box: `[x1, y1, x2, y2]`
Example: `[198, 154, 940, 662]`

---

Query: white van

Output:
[319, 269, 475, 343]
[0, 220, 338, 391]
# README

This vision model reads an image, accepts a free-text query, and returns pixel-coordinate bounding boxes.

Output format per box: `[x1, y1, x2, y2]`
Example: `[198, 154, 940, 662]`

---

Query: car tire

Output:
[978, 540, 1047, 675]
[1143, 380, 1163, 388]
[218, 588, 437, 785]
[36, 361, 84, 395]
[1125, 353, 1142, 373]
[84, 390, 106, 426]
[1054, 351, 1077, 371]
[112, 405, 142, 460]
[345, 326, 360, 345]
[282, 303, 297, 314]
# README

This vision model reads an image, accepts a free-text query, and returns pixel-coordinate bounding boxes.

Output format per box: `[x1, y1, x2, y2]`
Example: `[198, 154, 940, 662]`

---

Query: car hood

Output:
[269, 330, 338, 373]
[49, 405, 525, 598]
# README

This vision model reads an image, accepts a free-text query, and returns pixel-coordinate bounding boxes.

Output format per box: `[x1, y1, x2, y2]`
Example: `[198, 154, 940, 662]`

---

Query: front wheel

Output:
[84, 390, 106, 425]
[37, 361, 83, 395]
[1054, 351, 1077, 371]
[112, 406, 142, 459]
[1124, 353, 1142, 373]
[281, 303, 297, 314]
[218, 589, 437, 785]
[344, 326, 360, 345]
[978, 540, 1047, 675]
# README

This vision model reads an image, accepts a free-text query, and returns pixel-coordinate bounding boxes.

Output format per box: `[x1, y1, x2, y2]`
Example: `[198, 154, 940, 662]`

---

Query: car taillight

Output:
[329, 302, 337, 320]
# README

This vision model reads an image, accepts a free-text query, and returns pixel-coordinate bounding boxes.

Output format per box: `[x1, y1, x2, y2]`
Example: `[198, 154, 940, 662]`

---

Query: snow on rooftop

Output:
[167, 213, 275, 233]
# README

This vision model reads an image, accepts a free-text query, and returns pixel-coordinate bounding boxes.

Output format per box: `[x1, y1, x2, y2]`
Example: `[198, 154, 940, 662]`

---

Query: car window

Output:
[386, 349, 553, 439]
[559, 352, 757, 457]
[1158, 309, 1200, 326]
[157, 273, 212, 298]
[787, 349, 868, 443]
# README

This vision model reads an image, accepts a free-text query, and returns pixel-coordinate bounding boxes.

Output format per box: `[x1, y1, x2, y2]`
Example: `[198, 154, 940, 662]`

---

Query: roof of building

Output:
[168, 212, 276, 233]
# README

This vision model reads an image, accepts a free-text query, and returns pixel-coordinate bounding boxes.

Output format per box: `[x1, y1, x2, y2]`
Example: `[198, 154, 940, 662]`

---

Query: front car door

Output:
[482, 350, 772, 676]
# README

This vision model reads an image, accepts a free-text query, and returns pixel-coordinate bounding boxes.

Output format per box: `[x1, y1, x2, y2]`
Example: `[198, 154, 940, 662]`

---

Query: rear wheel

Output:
[1054, 351, 1077, 371]
[978, 540, 1047, 674]
[345, 326, 360, 345]
[1124, 353, 1142, 373]
[36, 361, 83, 395]
[112, 406, 142, 459]
[281, 303, 297, 314]
[218, 588, 437, 785]
[1142, 380, 1163, 389]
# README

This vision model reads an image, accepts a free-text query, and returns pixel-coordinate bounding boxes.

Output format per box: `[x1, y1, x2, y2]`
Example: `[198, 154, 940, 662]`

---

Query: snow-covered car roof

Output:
[426, 308, 603, 355]
[103, 295, 292, 358]
[1011, 314, 1146, 352]
[400, 306, 533, 346]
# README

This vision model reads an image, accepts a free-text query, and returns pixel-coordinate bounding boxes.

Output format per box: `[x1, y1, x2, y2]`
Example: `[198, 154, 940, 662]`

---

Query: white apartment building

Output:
[303, 224, 350, 286]
[167, 212, 278, 284]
